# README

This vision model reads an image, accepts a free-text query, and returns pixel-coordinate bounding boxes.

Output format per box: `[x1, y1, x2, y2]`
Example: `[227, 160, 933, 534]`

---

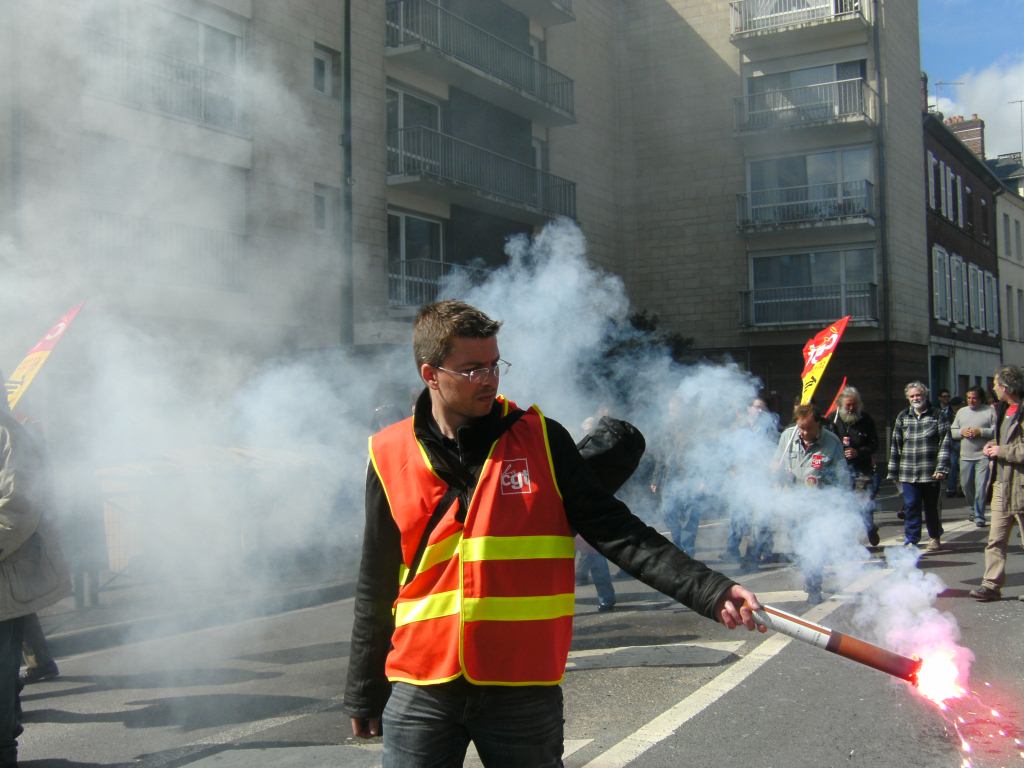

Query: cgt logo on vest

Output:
[500, 459, 532, 495]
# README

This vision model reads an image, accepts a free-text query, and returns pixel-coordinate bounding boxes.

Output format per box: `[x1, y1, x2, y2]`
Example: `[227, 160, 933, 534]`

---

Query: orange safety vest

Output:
[369, 396, 575, 686]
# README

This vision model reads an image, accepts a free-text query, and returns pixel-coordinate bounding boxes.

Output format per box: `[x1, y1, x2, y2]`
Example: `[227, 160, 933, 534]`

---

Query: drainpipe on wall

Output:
[339, 0, 355, 346]
[872, 0, 893, 435]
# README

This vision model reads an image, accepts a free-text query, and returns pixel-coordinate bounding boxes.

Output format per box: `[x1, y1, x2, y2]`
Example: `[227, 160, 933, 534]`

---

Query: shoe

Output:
[867, 527, 881, 547]
[969, 586, 1001, 602]
[902, 541, 918, 549]
[945, 491, 957, 498]
[597, 602, 615, 613]
[897, 510, 905, 520]
[975, 520, 987, 528]
[806, 590, 823, 605]
[924, 538, 941, 553]
[20, 661, 59, 685]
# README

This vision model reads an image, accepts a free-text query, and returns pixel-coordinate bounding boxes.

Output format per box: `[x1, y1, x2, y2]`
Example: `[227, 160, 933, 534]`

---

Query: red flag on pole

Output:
[5, 302, 85, 411]
[800, 316, 850, 405]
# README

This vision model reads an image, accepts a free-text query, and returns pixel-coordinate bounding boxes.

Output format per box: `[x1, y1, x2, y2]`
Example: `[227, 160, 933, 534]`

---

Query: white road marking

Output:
[578, 567, 893, 768]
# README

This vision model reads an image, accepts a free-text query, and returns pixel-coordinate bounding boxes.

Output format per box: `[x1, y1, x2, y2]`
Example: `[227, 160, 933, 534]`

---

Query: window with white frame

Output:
[1004, 213, 1012, 256]
[985, 272, 999, 334]
[313, 44, 341, 97]
[1006, 284, 1016, 340]
[748, 247, 875, 323]
[1016, 219, 1022, 260]
[933, 246, 950, 323]
[968, 265, 983, 329]
[313, 184, 339, 234]
[387, 210, 445, 306]
[950, 254, 964, 325]
[1018, 289, 1024, 344]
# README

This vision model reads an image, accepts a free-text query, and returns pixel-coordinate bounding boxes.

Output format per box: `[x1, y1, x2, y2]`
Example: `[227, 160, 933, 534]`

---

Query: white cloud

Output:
[939, 55, 1024, 158]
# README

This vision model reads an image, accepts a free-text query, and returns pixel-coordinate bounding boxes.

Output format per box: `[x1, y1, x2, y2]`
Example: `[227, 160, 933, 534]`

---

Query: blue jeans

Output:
[901, 481, 943, 544]
[0, 617, 25, 766]
[382, 680, 564, 767]
[946, 443, 960, 493]
[959, 457, 990, 524]
[665, 495, 704, 557]
[577, 552, 615, 607]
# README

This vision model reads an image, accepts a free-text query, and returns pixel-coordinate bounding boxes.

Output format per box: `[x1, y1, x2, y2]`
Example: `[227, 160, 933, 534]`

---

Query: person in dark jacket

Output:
[343, 300, 763, 767]
[825, 386, 880, 546]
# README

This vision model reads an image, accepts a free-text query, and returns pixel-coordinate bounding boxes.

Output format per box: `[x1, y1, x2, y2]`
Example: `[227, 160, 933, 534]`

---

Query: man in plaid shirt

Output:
[888, 381, 951, 551]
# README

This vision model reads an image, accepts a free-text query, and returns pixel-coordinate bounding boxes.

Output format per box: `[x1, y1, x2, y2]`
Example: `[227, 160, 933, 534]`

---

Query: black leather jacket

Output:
[825, 410, 878, 477]
[343, 390, 736, 718]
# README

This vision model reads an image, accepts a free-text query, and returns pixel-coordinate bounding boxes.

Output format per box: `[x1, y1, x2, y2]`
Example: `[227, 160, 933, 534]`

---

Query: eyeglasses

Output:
[435, 360, 510, 385]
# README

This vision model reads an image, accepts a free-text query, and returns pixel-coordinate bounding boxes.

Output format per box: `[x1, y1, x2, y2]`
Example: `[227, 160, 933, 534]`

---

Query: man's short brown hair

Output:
[792, 403, 819, 422]
[413, 300, 502, 367]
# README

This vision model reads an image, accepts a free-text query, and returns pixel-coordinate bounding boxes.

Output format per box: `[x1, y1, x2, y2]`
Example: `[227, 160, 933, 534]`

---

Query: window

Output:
[314, 44, 340, 97]
[1004, 214, 1012, 256]
[1016, 219, 1022, 260]
[981, 199, 990, 242]
[313, 184, 339, 234]
[927, 152, 937, 210]
[386, 86, 441, 135]
[388, 210, 445, 306]
[748, 147, 873, 223]
[950, 254, 964, 325]
[748, 247, 875, 323]
[964, 186, 975, 235]
[933, 246, 950, 323]
[967, 265, 984, 329]
[745, 60, 867, 126]
[1018, 289, 1024, 345]
[1007, 284, 1015, 340]
[985, 272, 998, 334]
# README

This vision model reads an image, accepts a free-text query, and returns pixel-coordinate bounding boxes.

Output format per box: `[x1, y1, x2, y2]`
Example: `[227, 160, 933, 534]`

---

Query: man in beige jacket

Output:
[970, 365, 1024, 602]
[0, 394, 71, 766]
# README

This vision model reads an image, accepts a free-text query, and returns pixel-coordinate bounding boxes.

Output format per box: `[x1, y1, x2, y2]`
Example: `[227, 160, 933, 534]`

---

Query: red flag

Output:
[800, 316, 850, 405]
[823, 376, 848, 419]
[5, 302, 85, 411]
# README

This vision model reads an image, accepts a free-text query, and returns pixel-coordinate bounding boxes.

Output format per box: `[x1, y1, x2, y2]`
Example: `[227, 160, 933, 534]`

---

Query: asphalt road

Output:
[18, 498, 1024, 768]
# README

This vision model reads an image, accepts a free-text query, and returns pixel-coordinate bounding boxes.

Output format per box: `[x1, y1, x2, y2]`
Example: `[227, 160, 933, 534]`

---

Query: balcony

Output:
[385, 0, 574, 126]
[389, 259, 490, 309]
[730, 0, 870, 45]
[735, 78, 876, 134]
[84, 31, 247, 136]
[500, 0, 575, 28]
[84, 211, 247, 290]
[740, 282, 877, 327]
[737, 180, 875, 231]
[387, 126, 576, 223]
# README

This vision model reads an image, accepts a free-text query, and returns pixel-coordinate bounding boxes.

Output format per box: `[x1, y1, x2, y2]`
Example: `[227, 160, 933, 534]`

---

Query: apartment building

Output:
[2, 0, 937, 429]
[556, 1, 927, 425]
[923, 112, 1002, 395]
[995, 186, 1024, 366]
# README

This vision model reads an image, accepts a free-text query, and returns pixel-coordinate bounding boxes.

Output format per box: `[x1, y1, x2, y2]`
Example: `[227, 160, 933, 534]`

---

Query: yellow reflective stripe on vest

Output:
[394, 589, 460, 628]
[461, 535, 574, 562]
[463, 593, 575, 622]
[397, 531, 464, 585]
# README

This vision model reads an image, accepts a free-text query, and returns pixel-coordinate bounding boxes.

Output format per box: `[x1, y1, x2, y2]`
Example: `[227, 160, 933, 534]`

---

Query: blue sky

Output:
[919, 0, 1024, 157]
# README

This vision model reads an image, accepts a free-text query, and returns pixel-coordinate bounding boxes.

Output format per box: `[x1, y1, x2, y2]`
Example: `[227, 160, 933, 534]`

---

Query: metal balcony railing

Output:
[388, 126, 576, 219]
[388, 259, 490, 308]
[85, 31, 247, 135]
[84, 211, 247, 289]
[737, 180, 874, 228]
[385, 0, 574, 117]
[740, 282, 877, 326]
[735, 78, 876, 132]
[730, 0, 866, 36]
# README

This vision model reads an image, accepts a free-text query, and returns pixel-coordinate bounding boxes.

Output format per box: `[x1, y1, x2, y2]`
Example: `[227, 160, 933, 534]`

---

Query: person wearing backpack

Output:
[344, 300, 763, 767]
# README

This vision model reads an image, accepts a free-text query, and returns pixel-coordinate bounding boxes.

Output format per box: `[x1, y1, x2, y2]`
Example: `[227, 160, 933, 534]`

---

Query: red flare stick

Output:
[753, 605, 921, 683]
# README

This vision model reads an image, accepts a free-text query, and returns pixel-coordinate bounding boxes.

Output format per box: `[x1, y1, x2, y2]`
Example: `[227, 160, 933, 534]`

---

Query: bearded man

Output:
[825, 386, 880, 546]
